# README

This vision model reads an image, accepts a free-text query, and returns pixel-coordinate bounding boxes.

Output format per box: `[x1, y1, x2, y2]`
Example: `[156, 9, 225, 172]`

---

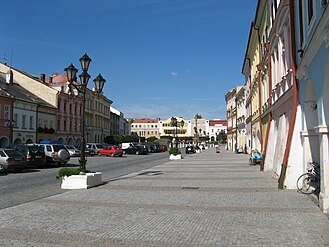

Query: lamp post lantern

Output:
[171, 117, 184, 148]
[64, 53, 106, 173]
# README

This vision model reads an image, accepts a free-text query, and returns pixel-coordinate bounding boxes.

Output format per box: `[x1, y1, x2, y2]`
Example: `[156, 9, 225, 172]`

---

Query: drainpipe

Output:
[261, 42, 273, 170]
[254, 23, 263, 153]
[235, 98, 238, 151]
[278, 0, 299, 189]
[245, 57, 252, 153]
[256, 62, 263, 152]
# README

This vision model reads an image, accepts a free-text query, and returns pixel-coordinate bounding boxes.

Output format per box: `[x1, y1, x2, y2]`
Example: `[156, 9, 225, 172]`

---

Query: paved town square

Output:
[0, 148, 328, 246]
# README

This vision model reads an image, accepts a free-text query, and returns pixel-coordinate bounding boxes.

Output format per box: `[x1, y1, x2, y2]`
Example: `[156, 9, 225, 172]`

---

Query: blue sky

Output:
[1, 0, 257, 120]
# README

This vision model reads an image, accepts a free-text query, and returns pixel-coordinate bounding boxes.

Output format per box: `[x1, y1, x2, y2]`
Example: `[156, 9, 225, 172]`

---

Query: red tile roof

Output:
[209, 120, 227, 126]
[132, 118, 160, 123]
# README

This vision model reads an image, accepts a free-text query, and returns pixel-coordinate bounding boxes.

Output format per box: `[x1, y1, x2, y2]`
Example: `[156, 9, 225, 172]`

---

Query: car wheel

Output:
[136, 151, 139, 155]
[14, 168, 23, 173]
[58, 149, 70, 161]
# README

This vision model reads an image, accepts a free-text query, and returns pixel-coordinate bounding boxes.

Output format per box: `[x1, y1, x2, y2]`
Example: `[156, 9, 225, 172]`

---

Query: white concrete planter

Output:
[61, 172, 103, 189]
[169, 154, 182, 160]
[196, 149, 201, 153]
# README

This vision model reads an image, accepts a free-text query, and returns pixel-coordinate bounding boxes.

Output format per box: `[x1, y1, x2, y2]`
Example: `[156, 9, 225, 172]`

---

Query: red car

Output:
[159, 145, 168, 152]
[98, 145, 123, 157]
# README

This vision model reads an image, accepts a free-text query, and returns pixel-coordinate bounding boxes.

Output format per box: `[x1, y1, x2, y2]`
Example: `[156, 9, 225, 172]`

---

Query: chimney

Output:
[6, 69, 13, 84]
[40, 73, 46, 82]
[49, 77, 53, 84]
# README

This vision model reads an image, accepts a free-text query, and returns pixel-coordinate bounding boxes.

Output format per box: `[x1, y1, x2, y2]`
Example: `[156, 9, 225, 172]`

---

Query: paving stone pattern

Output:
[0, 148, 328, 246]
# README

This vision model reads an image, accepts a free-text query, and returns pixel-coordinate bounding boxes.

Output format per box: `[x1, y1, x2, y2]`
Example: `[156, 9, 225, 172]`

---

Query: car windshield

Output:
[96, 144, 104, 149]
[29, 146, 44, 153]
[65, 145, 75, 150]
[53, 145, 66, 152]
[5, 150, 24, 158]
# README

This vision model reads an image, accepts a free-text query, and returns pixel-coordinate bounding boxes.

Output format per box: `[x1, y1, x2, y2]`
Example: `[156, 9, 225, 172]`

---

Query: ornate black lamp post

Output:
[171, 117, 185, 148]
[64, 53, 106, 173]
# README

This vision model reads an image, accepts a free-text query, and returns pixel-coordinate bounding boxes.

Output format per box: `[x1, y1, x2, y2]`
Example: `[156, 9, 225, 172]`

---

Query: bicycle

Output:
[296, 161, 320, 194]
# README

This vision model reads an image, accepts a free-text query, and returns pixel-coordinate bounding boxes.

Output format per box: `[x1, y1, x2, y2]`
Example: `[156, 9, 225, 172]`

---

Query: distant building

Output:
[209, 119, 227, 142]
[130, 118, 161, 139]
[159, 117, 187, 139]
[110, 107, 130, 136]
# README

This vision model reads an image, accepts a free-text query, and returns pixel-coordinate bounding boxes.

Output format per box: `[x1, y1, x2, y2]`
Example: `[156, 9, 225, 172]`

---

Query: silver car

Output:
[37, 144, 70, 166]
[0, 148, 26, 172]
[64, 145, 81, 157]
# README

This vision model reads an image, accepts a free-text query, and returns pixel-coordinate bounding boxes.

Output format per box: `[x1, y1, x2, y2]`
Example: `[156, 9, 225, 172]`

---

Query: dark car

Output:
[10, 144, 46, 168]
[0, 148, 26, 172]
[153, 144, 162, 153]
[124, 145, 148, 155]
[185, 146, 196, 154]
[144, 144, 154, 153]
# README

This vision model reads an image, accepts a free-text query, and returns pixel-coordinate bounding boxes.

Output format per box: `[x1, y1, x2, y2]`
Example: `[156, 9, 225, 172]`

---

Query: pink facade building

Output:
[45, 74, 84, 146]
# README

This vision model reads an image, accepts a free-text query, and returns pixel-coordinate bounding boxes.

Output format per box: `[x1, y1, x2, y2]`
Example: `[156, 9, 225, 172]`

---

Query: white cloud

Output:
[170, 72, 178, 77]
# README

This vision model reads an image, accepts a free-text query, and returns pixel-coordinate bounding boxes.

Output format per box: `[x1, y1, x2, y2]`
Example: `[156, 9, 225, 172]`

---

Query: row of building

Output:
[0, 61, 227, 148]
[130, 117, 227, 142]
[225, 0, 329, 213]
[0, 62, 130, 147]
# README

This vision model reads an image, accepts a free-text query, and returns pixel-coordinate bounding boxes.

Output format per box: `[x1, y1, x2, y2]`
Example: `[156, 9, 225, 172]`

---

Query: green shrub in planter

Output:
[56, 167, 81, 179]
[169, 147, 181, 156]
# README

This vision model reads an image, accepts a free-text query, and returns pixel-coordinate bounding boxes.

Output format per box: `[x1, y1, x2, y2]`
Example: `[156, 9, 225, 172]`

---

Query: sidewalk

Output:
[0, 148, 328, 246]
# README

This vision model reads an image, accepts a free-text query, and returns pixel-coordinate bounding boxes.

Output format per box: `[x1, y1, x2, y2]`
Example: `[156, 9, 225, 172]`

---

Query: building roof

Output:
[0, 75, 55, 108]
[46, 74, 68, 84]
[209, 120, 227, 127]
[131, 118, 160, 123]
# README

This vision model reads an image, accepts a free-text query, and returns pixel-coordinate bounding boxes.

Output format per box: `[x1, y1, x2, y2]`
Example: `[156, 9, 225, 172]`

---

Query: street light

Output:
[64, 53, 106, 173]
[171, 117, 185, 148]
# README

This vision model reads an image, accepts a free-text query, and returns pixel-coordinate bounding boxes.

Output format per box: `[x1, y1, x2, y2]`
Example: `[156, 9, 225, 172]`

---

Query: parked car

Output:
[159, 145, 168, 152]
[84, 148, 96, 156]
[37, 144, 70, 166]
[153, 144, 162, 153]
[10, 144, 46, 168]
[98, 145, 123, 157]
[124, 145, 148, 155]
[185, 145, 196, 154]
[144, 144, 154, 153]
[86, 143, 104, 154]
[64, 145, 81, 157]
[0, 148, 26, 172]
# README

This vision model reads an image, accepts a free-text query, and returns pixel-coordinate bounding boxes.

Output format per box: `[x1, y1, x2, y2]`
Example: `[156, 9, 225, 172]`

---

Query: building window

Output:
[57, 119, 61, 131]
[299, 0, 304, 46]
[64, 120, 67, 131]
[44, 120, 48, 128]
[22, 115, 26, 129]
[14, 114, 18, 128]
[4, 105, 10, 120]
[64, 102, 67, 113]
[29, 116, 33, 129]
[307, 0, 314, 24]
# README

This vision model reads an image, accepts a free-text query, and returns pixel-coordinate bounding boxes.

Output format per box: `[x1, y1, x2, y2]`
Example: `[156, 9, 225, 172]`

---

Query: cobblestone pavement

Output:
[0, 148, 328, 247]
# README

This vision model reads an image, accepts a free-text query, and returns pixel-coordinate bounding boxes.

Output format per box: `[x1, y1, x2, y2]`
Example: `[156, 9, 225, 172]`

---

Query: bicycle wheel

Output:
[297, 173, 319, 194]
